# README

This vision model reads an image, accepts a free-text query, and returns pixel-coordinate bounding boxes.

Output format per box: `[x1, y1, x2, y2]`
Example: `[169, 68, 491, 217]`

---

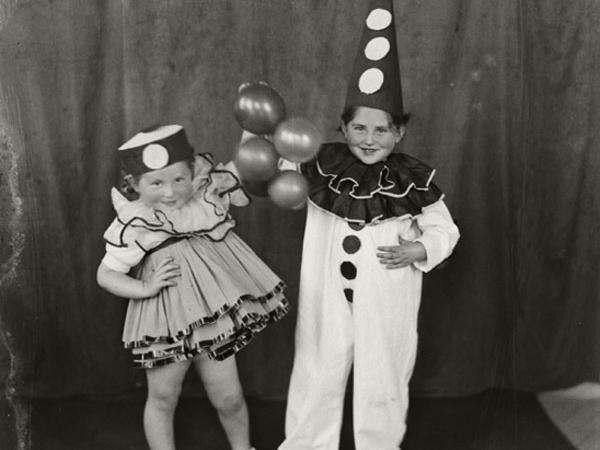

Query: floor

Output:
[0, 388, 576, 450]
[538, 383, 600, 450]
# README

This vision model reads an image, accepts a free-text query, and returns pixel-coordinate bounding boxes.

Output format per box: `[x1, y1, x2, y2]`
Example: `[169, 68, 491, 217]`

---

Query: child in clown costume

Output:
[278, 1, 459, 449]
[97, 124, 288, 450]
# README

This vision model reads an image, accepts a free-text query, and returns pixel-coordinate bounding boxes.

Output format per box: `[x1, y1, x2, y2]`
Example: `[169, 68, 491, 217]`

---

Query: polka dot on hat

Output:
[359, 68, 384, 94]
[364, 37, 390, 61]
[142, 144, 170, 169]
[365, 8, 392, 30]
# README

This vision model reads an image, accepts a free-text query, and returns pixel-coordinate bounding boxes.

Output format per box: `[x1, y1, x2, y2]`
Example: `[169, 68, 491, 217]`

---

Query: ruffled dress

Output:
[101, 154, 289, 368]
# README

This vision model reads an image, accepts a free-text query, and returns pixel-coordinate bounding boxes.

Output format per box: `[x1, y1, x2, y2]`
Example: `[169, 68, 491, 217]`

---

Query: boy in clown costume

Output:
[278, 0, 460, 448]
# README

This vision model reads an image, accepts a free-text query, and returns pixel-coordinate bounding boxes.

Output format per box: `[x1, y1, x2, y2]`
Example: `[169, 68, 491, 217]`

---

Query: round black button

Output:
[344, 289, 354, 303]
[342, 235, 361, 254]
[348, 222, 365, 231]
[340, 261, 357, 280]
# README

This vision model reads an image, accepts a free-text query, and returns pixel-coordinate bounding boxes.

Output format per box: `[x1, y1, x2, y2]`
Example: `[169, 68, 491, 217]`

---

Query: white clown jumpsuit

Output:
[279, 199, 459, 450]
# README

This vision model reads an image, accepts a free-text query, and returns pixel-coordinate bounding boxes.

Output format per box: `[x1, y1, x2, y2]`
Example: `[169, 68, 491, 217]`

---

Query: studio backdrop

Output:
[0, 0, 598, 401]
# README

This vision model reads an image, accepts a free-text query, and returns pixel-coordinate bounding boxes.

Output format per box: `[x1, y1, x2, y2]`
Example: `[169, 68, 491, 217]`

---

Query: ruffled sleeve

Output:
[195, 155, 249, 209]
[101, 216, 147, 273]
[100, 189, 173, 272]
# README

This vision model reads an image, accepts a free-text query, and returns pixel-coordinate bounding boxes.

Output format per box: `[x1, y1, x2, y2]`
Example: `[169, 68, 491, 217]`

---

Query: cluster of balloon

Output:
[233, 82, 322, 209]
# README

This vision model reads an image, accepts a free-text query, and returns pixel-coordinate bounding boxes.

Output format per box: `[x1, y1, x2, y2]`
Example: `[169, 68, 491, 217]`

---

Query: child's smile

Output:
[359, 146, 381, 156]
[132, 161, 194, 210]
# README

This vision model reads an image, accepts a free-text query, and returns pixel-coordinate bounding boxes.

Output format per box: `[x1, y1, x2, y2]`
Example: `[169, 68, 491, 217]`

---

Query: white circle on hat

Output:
[364, 37, 390, 61]
[142, 144, 169, 169]
[365, 8, 392, 31]
[358, 68, 384, 94]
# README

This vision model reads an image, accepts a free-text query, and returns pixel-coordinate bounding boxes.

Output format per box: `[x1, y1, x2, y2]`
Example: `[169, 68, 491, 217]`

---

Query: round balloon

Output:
[233, 82, 286, 134]
[268, 171, 309, 209]
[273, 117, 322, 163]
[234, 136, 279, 182]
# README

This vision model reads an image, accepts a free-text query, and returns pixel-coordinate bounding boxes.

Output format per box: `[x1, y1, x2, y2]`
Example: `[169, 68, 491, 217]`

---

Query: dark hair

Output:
[118, 171, 141, 200]
[340, 105, 411, 129]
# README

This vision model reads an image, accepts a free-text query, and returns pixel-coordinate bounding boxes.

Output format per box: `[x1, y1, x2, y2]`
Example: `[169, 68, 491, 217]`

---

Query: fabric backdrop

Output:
[0, 0, 598, 403]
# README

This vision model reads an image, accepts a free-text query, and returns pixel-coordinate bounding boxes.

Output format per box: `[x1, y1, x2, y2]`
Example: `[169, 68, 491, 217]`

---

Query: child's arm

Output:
[96, 257, 180, 299]
[412, 199, 460, 272]
[376, 200, 459, 270]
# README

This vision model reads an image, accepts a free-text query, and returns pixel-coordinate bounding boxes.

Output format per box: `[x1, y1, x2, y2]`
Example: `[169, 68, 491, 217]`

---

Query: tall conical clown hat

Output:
[118, 124, 194, 176]
[344, 0, 406, 120]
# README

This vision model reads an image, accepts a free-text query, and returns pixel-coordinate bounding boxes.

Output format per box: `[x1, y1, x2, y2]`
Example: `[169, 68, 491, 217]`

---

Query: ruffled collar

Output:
[107, 154, 249, 246]
[301, 142, 443, 224]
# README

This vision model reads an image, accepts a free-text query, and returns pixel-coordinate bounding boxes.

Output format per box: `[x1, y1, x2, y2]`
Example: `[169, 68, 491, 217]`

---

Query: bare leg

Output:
[144, 359, 191, 450]
[193, 355, 252, 450]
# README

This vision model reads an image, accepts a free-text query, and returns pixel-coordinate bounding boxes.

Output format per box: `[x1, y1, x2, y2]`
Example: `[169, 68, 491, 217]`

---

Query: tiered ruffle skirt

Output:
[122, 232, 288, 368]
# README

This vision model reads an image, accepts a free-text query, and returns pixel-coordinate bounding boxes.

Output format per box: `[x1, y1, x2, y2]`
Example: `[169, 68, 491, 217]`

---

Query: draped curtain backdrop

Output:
[0, 0, 598, 404]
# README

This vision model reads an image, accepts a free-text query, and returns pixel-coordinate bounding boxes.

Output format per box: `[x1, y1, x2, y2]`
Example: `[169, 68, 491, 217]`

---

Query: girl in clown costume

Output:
[278, 1, 459, 449]
[97, 124, 288, 450]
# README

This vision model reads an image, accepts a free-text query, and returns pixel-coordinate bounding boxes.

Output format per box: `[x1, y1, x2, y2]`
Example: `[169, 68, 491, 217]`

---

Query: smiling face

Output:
[132, 160, 194, 210]
[341, 106, 405, 165]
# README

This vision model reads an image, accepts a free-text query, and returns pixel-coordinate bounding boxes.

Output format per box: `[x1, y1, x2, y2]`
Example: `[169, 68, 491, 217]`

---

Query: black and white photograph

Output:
[0, 1, 598, 449]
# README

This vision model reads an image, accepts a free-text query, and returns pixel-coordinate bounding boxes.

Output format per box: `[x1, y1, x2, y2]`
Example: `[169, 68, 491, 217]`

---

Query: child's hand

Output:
[376, 237, 426, 269]
[141, 257, 180, 297]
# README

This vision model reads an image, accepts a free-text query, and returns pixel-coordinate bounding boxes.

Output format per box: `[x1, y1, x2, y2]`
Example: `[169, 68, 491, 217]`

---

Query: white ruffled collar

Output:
[110, 153, 248, 240]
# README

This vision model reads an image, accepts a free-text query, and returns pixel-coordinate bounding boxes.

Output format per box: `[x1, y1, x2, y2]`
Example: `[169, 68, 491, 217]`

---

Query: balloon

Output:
[233, 82, 286, 134]
[234, 136, 279, 182]
[273, 117, 322, 163]
[242, 179, 269, 197]
[268, 170, 309, 209]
